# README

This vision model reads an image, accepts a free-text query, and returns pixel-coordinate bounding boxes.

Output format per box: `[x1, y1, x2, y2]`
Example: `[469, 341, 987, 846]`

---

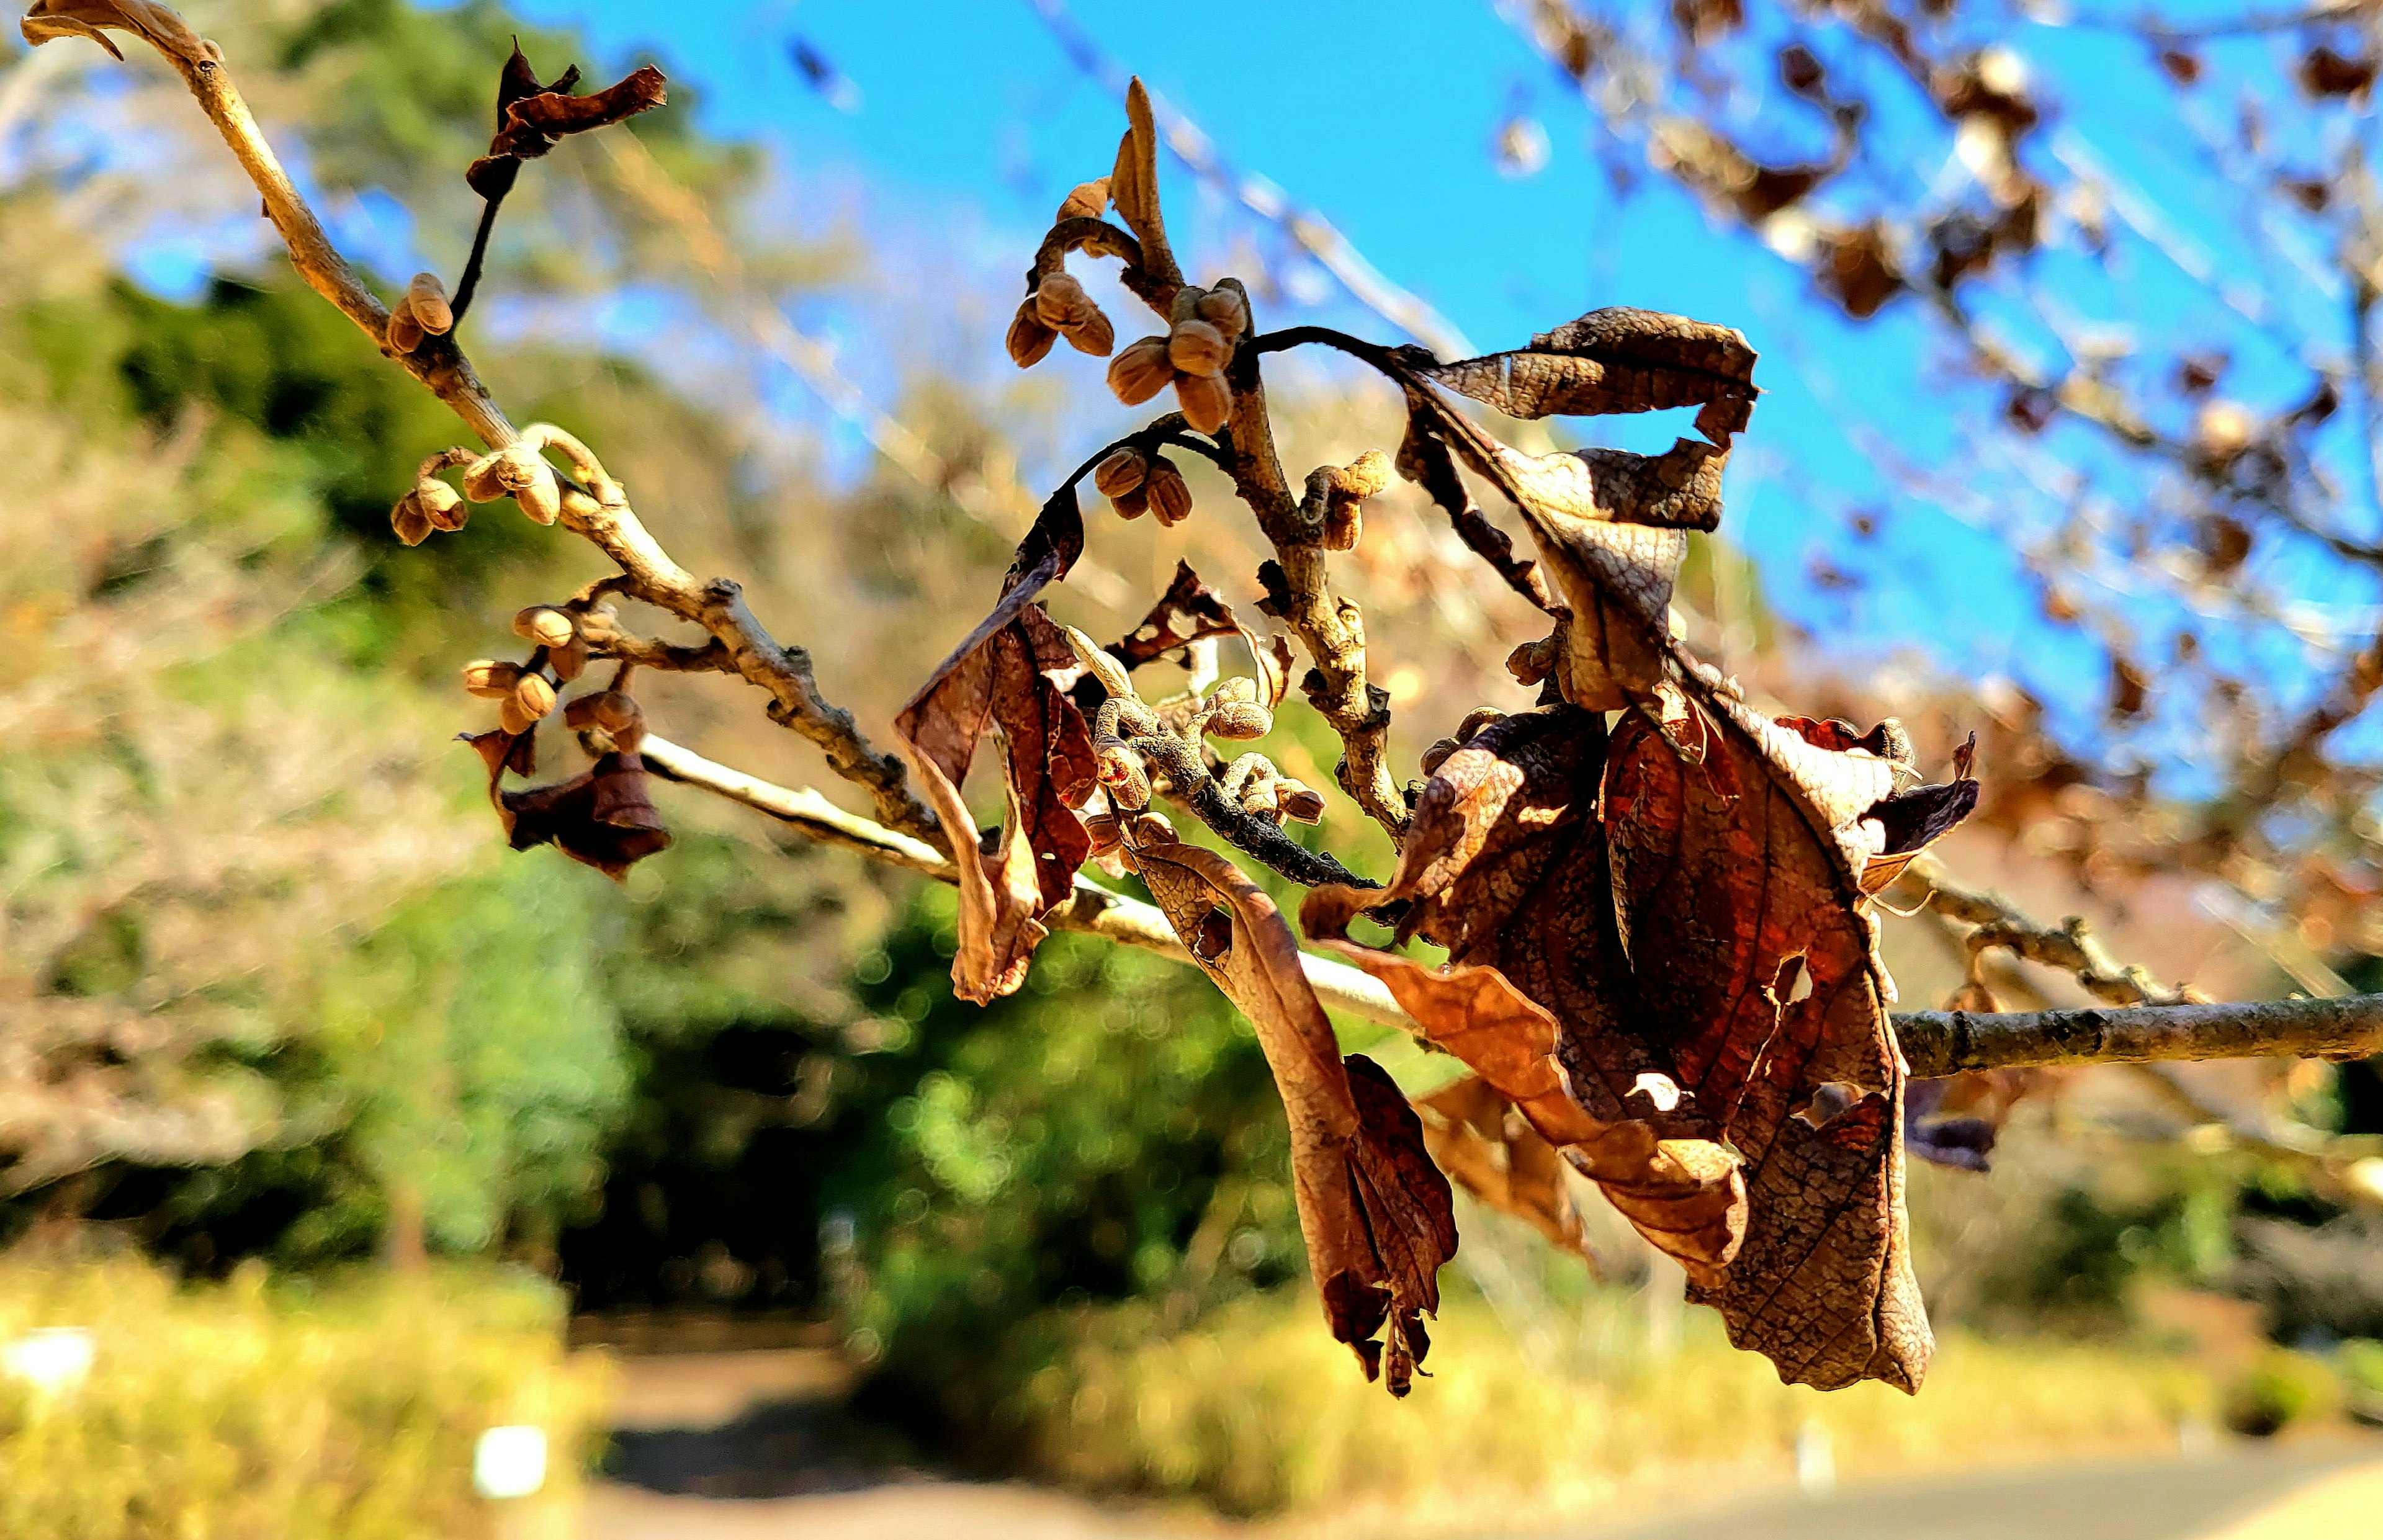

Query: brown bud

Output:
[390, 492, 433, 546]
[1167, 318, 1229, 377]
[1420, 737, 1462, 777]
[514, 606, 578, 650]
[1063, 304, 1115, 357]
[1342, 449, 1393, 500]
[1194, 285, 1249, 346]
[1143, 457, 1193, 527]
[1276, 781, 1326, 824]
[1208, 677, 1259, 707]
[385, 300, 424, 354]
[417, 477, 467, 531]
[1007, 299, 1057, 369]
[549, 638, 591, 683]
[1174, 372, 1232, 435]
[1056, 177, 1110, 222]
[497, 697, 537, 736]
[512, 673, 557, 721]
[1033, 271, 1095, 328]
[462, 660, 524, 699]
[1170, 285, 1206, 325]
[479, 445, 561, 525]
[1110, 486, 1150, 521]
[407, 272, 453, 335]
[1206, 699, 1272, 740]
[564, 690, 644, 734]
[1108, 337, 1174, 406]
[1093, 448, 1149, 497]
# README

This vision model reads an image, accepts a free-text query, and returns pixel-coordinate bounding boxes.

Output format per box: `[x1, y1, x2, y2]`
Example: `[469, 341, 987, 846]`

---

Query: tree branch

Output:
[143, 34, 938, 843]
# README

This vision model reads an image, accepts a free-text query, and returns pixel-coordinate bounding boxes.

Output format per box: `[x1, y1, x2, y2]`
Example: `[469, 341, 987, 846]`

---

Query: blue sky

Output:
[370, 2, 2383, 786]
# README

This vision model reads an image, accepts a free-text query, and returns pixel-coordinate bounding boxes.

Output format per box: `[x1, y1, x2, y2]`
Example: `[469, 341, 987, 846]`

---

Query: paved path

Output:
[1586, 1445, 2381, 1540]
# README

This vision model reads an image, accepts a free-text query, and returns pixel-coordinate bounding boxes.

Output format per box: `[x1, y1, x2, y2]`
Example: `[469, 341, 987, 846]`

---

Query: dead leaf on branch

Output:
[467, 45, 668, 199]
[895, 490, 1098, 1005]
[1414, 1076, 1584, 1253]
[1302, 707, 1746, 1284]
[1107, 78, 1180, 287]
[1604, 687, 1933, 1392]
[1110, 559, 1244, 670]
[1128, 836, 1455, 1395]
[20, 0, 211, 65]
[465, 728, 671, 881]
[1419, 305, 1759, 442]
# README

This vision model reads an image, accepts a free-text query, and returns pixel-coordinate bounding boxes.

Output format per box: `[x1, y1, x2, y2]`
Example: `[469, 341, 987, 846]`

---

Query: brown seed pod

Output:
[1110, 486, 1150, 520]
[1167, 318, 1229, 377]
[407, 272, 454, 335]
[1007, 298, 1057, 368]
[1170, 285, 1206, 325]
[1063, 304, 1115, 357]
[1033, 271, 1095, 328]
[1107, 337, 1174, 405]
[1174, 372, 1232, 435]
[512, 673, 558, 720]
[390, 491, 433, 546]
[1093, 448, 1149, 497]
[462, 660, 524, 699]
[497, 696, 537, 736]
[1193, 285, 1249, 346]
[385, 300, 424, 354]
[513, 606, 578, 650]
[1142, 457, 1193, 527]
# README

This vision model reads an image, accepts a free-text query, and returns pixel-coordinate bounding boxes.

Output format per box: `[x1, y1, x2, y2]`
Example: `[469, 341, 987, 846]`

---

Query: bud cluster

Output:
[1107, 284, 1249, 435]
[1091, 447, 1192, 526]
[462, 601, 648, 748]
[1008, 271, 1116, 366]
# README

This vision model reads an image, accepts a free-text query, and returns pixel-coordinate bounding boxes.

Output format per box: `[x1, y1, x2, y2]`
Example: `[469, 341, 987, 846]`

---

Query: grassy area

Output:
[992, 1286, 2215, 1531]
[0, 1256, 609, 1540]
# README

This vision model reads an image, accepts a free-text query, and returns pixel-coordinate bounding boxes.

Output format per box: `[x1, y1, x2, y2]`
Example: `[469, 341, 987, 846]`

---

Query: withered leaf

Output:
[1414, 1076, 1583, 1253]
[1604, 686, 1930, 1392]
[1130, 838, 1455, 1395]
[20, 0, 210, 65]
[1108, 78, 1179, 285]
[467, 730, 671, 881]
[1303, 707, 1746, 1284]
[1419, 306, 1758, 444]
[467, 47, 665, 199]
[1394, 398, 1555, 612]
[896, 487, 1096, 1004]
[1111, 559, 1242, 671]
[1859, 733, 1980, 897]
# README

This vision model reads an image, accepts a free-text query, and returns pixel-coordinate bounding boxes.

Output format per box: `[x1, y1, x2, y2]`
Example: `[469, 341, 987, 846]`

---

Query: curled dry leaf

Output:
[468, 45, 666, 199]
[1129, 837, 1455, 1395]
[1414, 1076, 1583, 1253]
[1108, 78, 1180, 287]
[1111, 560, 1243, 671]
[21, 0, 211, 65]
[1420, 305, 1758, 442]
[1302, 708, 1746, 1285]
[465, 730, 670, 882]
[895, 487, 1098, 1004]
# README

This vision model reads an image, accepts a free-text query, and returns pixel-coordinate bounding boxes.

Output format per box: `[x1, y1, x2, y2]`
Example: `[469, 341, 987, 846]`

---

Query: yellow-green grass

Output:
[0, 1257, 609, 1540]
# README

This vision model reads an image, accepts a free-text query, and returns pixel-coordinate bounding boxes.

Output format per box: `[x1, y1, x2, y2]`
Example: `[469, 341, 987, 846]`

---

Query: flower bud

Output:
[1092, 449, 1149, 498]
[1194, 285, 1249, 346]
[1174, 372, 1232, 435]
[1206, 699, 1272, 740]
[512, 673, 557, 720]
[1167, 318, 1229, 377]
[1110, 486, 1150, 520]
[1170, 285, 1206, 325]
[1108, 337, 1174, 406]
[385, 300, 424, 354]
[1033, 272, 1094, 328]
[1277, 781, 1326, 824]
[1143, 457, 1193, 527]
[1007, 299, 1057, 368]
[549, 638, 590, 683]
[1063, 304, 1115, 357]
[488, 445, 561, 525]
[390, 491, 433, 546]
[1456, 706, 1506, 743]
[417, 477, 467, 531]
[462, 660, 524, 699]
[513, 606, 578, 650]
[498, 697, 538, 736]
[406, 272, 453, 335]
[1420, 737, 1462, 777]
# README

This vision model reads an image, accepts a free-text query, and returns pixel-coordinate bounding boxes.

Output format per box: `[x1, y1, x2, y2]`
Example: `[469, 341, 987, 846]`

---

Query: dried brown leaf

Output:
[1131, 838, 1455, 1394]
[1420, 306, 1757, 441]
[1111, 560, 1242, 670]
[1108, 78, 1180, 285]
[20, 0, 210, 65]
[1414, 1077, 1582, 1252]
[466, 730, 671, 881]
